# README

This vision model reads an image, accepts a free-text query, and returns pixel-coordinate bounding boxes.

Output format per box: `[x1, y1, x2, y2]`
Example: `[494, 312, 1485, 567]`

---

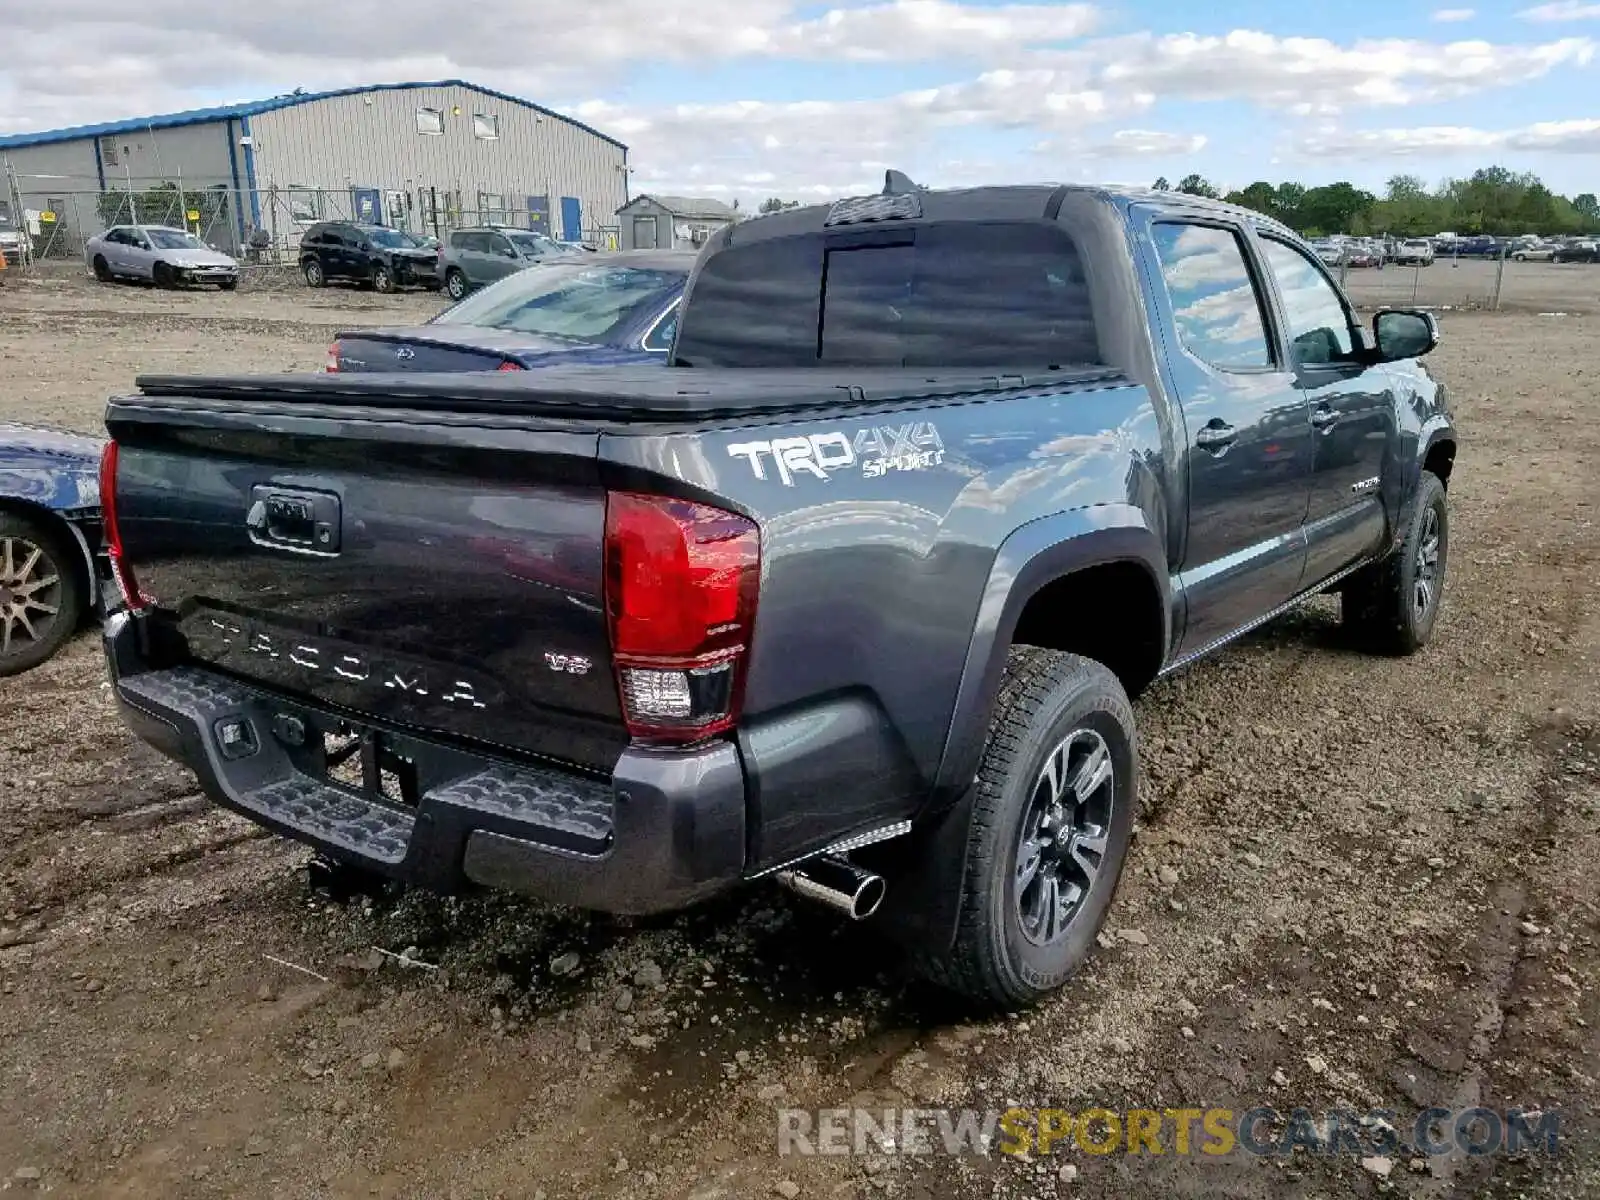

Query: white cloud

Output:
[1293, 118, 1600, 158]
[1518, 1, 1600, 19]
[0, 3, 1596, 202]
[1431, 8, 1476, 21]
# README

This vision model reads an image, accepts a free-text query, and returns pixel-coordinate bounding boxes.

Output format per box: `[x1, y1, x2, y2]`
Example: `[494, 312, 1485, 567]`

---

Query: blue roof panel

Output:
[0, 80, 626, 152]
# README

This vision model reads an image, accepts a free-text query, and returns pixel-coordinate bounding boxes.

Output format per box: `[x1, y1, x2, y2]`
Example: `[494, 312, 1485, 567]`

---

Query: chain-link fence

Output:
[3, 180, 622, 271]
[1323, 245, 1598, 315]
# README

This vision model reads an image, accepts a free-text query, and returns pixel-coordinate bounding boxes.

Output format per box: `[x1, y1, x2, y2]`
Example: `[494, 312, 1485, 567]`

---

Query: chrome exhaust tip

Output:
[776, 855, 886, 921]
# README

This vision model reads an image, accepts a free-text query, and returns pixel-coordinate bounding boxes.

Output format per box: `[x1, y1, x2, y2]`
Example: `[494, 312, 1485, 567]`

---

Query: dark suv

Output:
[298, 223, 439, 293]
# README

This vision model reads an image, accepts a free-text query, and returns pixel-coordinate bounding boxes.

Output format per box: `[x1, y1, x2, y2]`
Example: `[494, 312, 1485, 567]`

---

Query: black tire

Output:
[152, 261, 175, 289]
[444, 269, 468, 301]
[303, 258, 325, 288]
[1343, 470, 1449, 655]
[908, 648, 1137, 1009]
[0, 512, 84, 678]
[91, 255, 112, 282]
[217, 278, 238, 292]
[371, 264, 395, 294]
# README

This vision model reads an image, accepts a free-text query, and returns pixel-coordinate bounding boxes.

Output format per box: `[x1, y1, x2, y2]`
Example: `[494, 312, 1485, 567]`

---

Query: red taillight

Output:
[98, 441, 148, 612]
[496, 360, 524, 372]
[604, 492, 760, 742]
[324, 341, 340, 373]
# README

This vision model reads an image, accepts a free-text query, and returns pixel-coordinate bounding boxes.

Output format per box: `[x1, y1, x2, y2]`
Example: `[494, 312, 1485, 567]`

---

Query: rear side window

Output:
[1150, 223, 1272, 371]
[673, 222, 1099, 369]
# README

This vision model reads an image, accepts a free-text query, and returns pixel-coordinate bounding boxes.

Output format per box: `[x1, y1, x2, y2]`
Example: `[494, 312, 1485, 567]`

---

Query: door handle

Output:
[1194, 422, 1238, 451]
[1310, 407, 1340, 430]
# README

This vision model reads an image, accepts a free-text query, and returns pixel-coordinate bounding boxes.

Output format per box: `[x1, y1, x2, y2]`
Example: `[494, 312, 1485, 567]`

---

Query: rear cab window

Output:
[1149, 223, 1275, 371]
[673, 221, 1100, 369]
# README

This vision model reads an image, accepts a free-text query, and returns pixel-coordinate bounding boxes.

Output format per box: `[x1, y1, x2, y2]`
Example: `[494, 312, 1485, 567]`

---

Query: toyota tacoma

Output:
[97, 177, 1457, 1007]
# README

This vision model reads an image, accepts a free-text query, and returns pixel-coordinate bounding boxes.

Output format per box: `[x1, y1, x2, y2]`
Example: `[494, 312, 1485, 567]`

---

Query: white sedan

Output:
[85, 225, 240, 290]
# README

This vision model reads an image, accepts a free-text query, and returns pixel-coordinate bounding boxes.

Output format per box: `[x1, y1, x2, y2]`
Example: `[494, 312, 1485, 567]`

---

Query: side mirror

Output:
[1373, 309, 1438, 362]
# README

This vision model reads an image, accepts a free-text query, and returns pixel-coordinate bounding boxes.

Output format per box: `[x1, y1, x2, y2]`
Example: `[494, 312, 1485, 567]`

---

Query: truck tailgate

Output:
[106, 403, 626, 772]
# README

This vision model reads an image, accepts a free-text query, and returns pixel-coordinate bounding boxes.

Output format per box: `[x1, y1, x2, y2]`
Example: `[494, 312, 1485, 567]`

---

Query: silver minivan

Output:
[438, 227, 579, 300]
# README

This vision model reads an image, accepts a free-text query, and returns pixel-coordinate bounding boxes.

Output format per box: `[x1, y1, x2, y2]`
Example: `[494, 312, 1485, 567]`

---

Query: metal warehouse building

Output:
[0, 80, 628, 255]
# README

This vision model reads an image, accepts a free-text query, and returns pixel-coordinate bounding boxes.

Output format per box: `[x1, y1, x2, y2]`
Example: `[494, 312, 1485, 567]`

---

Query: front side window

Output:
[1260, 238, 1359, 366]
[1150, 223, 1272, 371]
[416, 107, 444, 135]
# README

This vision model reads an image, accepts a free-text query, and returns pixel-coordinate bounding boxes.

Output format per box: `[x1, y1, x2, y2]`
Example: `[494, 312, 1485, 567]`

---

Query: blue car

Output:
[328, 250, 694, 374]
[1, 423, 107, 675]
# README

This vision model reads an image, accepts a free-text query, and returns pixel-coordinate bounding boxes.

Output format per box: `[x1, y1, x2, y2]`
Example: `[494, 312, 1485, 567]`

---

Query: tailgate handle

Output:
[247, 486, 341, 555]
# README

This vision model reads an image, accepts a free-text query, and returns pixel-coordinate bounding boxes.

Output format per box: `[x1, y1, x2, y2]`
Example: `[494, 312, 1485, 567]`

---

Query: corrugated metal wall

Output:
[248, 84, 627, 238]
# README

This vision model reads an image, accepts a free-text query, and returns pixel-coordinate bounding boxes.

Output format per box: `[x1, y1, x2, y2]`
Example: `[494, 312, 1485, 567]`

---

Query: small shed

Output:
[615, 194, 735, 250]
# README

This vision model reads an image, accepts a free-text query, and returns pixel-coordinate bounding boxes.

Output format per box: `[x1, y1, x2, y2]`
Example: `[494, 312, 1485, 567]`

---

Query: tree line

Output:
[1154, 168, 1599, 238]
[759, 165, 1599, 237]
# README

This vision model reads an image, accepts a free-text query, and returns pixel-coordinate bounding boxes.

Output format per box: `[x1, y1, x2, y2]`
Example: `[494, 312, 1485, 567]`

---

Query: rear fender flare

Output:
[933, 505, 1170, 799]
[871, 506, 1168, 953]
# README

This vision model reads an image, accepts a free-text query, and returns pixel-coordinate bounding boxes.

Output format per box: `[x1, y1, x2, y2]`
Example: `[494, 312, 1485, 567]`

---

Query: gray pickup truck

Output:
[98, 177, 1456, 1007]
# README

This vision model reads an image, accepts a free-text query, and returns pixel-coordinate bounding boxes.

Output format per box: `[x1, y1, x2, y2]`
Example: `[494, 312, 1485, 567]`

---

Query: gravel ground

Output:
[0, 273, 1597, 1199]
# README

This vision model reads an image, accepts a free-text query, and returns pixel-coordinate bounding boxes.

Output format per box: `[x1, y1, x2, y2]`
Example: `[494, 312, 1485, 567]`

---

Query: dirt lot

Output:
[0, 271, 1597, 1199]
[1339, 257, 1599, 315]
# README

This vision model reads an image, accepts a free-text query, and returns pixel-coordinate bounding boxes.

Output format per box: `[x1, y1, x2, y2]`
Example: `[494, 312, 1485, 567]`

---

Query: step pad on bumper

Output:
[251, 777, 414, 864]
[116, 666, 614, 868]
[431, 767, 612, 854]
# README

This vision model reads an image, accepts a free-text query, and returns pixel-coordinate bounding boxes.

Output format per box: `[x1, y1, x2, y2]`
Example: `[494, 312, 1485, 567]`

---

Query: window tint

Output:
[1261, 238, 1358, 365]
[674, 222, 1099, 369]
[1150, 223, 1272, 370]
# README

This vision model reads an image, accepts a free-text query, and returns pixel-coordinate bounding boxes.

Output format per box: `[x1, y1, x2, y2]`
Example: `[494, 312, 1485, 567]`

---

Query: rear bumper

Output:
[104, 613, 746, 914]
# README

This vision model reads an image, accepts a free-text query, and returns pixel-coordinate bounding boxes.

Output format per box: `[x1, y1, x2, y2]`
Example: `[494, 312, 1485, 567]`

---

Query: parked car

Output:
[85, 225, 239, 289]
[1, 423, 106, 675]
[437, 227, 582, 300]
[298, 222, 439, 292]
[1511, 240, 1556, 262]
[1395, 239, 1435, 266]
[328, 251, 692, 373]
[1344, 241, 1383, 268]
[99, 177, 1456, 1007]
[0, 212, 28, 267]
[1309, 238, 1344, 266]
[1552, 238, 1599, 264]
[1452, 235, 1501, 259]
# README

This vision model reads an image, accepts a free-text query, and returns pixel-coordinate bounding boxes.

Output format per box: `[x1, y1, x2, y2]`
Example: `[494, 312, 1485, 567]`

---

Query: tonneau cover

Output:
[131, 364, 1125, 422]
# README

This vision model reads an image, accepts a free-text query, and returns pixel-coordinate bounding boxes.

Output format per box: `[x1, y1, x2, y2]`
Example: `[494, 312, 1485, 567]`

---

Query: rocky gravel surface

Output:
[0, 274, 1596, 1198]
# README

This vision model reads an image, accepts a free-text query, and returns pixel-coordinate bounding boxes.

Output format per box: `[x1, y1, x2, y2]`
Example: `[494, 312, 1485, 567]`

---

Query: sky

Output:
[1, 1, 1597, 205]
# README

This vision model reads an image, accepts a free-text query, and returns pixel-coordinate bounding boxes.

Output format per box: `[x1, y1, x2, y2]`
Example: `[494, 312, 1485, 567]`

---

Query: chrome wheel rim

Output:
[1414, 506, 1442, 620]
[1013, 728, 1115, 947]
[0, 535, 62, 658]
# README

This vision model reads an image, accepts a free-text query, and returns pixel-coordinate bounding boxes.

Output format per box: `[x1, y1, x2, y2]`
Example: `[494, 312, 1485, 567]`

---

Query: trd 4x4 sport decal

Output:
[726, 422, 945, 486]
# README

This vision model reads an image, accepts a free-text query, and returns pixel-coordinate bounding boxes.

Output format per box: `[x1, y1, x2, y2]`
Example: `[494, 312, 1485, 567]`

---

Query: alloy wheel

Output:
[1013, 728, 1115, 947]
[0, 535, 63, 659]
[1414, 506, 1442, 620]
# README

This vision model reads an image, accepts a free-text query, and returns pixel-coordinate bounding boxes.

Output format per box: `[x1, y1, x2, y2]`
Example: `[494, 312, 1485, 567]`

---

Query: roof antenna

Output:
[882, 169, 920, 195]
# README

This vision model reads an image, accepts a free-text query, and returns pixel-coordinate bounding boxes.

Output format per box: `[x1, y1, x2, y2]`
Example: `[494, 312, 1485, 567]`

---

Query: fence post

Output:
[1491, 243, 1506, 312]
[1338, 248, 1349, 289]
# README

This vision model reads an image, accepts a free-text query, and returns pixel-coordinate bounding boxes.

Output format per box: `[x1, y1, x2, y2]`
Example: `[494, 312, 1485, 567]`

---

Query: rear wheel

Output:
[906, 648, 1137, 1009]
[444, 268, 468, 301]
[0, 512, 83, 677]
[371, 264, 395, 294]
[151, 261, 175, 289]
[91, 255, 112, 282]
[303, 258, 325, 288]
